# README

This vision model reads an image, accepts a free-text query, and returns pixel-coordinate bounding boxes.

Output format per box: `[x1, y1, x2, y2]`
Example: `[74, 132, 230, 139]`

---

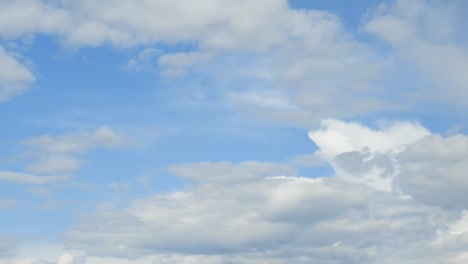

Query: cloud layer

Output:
[60, 120, 468, 263]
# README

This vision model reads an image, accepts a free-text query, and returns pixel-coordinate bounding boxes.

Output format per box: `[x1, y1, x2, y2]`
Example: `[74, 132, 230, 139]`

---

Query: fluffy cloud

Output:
[0, 0, 348, 51]
[59, 0, 288, 49]
[63, 155, 464, 263]
[0, 0, 466, 119]
[0, 0, 69, 39]
[308, 119, 468, 211]
[309, 119, 430, 160]
[308, 119, 430, 192]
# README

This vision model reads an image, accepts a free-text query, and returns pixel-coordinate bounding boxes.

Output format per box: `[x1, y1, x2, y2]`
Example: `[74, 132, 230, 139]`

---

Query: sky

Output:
[1, 0, 468, 263]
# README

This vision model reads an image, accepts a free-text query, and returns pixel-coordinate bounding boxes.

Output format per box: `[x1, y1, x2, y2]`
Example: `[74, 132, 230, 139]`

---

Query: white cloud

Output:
[0, 0, 465, 119]
[57, 253, 85, 264]
[309, 119, 430, 160]
[397, 134, 468, 208]
[1, 0, 385, 122]
[22, 126, 126, 175]
[0, 0, 70, 39]
[308, 119, 429, 192]
[0, 47, 35, 102]
[0, 171, 71, 185]
[63, 158, 462, 263]
[308, 118, 468, 212]
[0, 237, 16, 258]
[60, 0, 288, 48]
[0, 259, 39, 264]
[23, 126, 126, 155]
[2, 253, 86, 264]
[364, 0, 468, 106]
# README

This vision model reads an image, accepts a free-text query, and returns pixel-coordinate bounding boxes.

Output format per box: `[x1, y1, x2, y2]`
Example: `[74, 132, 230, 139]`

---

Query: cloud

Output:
[0, 0, 292, 49]
[309, 119, 430, 160]
[0, 237, 17, 258]
[0, 171, 71, 185]
[0, 47, 35, 102]
[363, 0, 468, 106]
[397, 134, 468, 208]
[1, 1, 385, 123]
[63, 156, 463, 263]
[1, 253, 86, 264]
[57, 253, 85, 264]
[0, 0, 70, 39]
[0, 126, 126, 187]
[308, 119, 430, 192]
[60, 0, 288, 48]
[307, 119, 468, 209]
[0, 0, 466, 120]
[23, 126, 126, 155]
[22, 126, 127, 175]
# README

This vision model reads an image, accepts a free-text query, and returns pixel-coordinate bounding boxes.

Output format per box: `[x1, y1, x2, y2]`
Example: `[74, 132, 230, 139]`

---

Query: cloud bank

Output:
[56, 120, 468, 264]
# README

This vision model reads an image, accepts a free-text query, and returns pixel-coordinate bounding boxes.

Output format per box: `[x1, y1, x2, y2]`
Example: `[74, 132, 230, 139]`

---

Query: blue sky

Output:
[1, 0, 468, 263]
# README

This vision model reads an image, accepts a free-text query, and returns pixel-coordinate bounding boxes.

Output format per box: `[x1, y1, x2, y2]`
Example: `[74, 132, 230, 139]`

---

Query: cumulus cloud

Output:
[63, 155, 465, 263]
[307, 119, 468, 211]
[309, 119, 430, 159]
[308, 119, 430, 192]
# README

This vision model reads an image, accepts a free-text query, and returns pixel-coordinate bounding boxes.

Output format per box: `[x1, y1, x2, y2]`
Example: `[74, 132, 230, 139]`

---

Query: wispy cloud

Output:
[22, 126, 127, 175]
